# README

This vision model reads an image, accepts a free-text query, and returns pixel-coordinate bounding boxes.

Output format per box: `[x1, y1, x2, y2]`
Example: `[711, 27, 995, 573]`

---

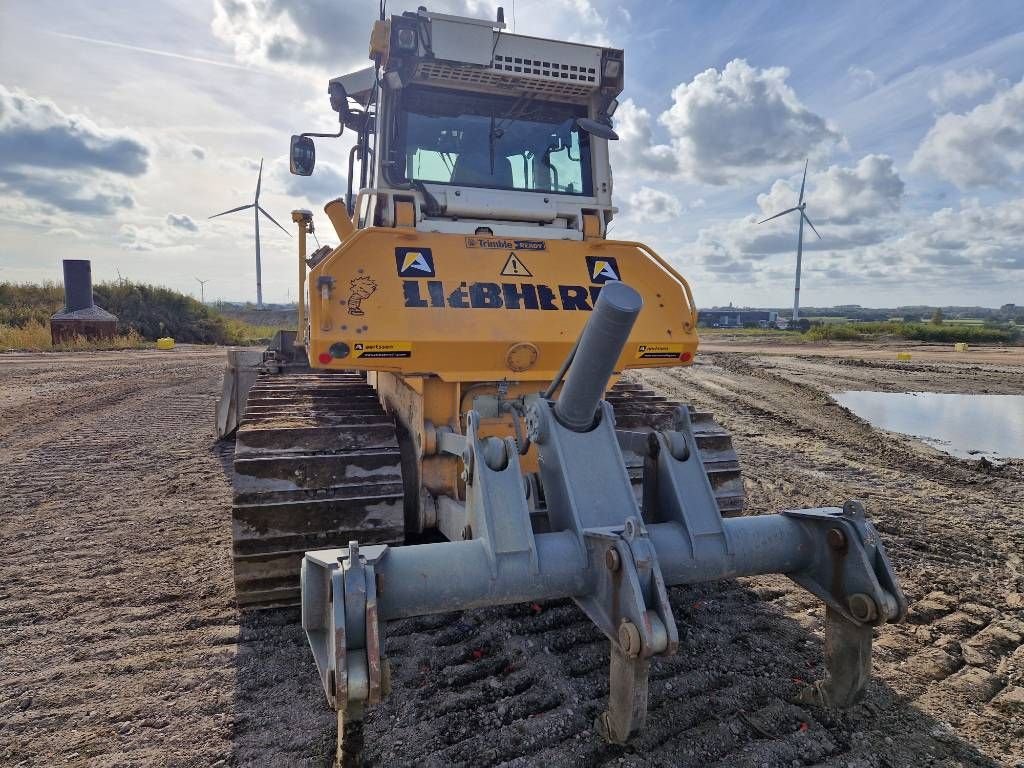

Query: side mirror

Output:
[576, 117, 619, 141]
[290, 135, 316, 176]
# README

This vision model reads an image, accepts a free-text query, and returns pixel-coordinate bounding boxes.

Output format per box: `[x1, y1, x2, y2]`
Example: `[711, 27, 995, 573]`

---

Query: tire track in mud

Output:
[2, 350, 1021, 767]
[0, 351, 245, 768]
[353, 354, 1020, 767]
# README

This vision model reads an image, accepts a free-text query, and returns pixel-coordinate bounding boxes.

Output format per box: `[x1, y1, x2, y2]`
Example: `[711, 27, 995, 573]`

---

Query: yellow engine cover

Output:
[308, 228, 699, 382]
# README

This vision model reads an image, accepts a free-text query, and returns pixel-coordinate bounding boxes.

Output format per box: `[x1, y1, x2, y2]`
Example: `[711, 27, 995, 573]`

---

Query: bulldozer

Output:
[217, 4, 906, 757]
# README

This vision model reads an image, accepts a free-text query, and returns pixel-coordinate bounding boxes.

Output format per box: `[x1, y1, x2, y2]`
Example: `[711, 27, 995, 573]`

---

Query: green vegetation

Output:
[0, 281, 290, 350]
[804, 321, 1019, 344]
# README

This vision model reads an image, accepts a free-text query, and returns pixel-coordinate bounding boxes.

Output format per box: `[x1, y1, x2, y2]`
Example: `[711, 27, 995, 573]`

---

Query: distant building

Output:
[698, 309, 778, 328]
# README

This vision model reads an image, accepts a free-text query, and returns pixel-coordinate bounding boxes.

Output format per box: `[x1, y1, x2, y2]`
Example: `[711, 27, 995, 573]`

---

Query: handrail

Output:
[607, 240, 698, 329]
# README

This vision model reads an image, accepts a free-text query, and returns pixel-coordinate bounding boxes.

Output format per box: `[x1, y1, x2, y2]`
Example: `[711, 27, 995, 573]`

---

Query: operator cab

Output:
[398, 87, 592, 196]
[291, 6, 623, 240]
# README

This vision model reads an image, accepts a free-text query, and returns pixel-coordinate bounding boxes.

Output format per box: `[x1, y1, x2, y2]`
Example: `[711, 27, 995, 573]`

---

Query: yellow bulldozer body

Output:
[307, 228, 699, 381]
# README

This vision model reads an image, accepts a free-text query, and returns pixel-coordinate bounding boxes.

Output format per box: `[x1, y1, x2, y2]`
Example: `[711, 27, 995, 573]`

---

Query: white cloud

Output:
[211, 0, 611, 72]
[680, 163, 1022, 297]
[166, 213, 199, 231]
[613, 60, 842, 186]
[611, 99, 679, 175]
[757, 154, 904, 225]
[927, 68, 1000, 109]
[0, 83, 148, 216]
[659, 60, 843, 185]
[847, 66, 879, 94]
[911, 78, 1024, 188]
[682, 155, 908, 287]
[627, 186, 682, 223]
[275, 157, 348, 205]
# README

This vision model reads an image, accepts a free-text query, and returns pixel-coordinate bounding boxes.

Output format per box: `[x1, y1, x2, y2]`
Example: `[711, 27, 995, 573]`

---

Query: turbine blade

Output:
[798, 158, 808, 204]
[802, 211, 822, 239]
[208, 203, 254, 219]
[756, 207, 799, 224]
[258, 205, 291, 236]
[255, 157, 263, 202]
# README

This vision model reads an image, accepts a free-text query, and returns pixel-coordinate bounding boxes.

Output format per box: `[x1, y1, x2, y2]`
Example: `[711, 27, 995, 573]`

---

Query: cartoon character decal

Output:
[346, 275, 378, 316]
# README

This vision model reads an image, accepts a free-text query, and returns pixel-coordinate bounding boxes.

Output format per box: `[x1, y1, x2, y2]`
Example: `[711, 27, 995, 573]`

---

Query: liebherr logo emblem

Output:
[586, 256, 621, 284]
[395, 247, 435, 277]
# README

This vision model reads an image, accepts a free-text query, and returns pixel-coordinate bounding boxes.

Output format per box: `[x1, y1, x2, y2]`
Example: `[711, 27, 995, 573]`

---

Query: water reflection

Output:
[832, 391, 1024, 461]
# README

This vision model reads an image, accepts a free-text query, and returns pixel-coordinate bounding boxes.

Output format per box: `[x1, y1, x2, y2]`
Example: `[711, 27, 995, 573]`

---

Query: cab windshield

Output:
[396, 86, 593, 196]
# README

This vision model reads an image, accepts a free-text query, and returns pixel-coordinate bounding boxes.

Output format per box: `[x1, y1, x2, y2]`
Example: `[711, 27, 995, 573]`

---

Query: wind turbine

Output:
[209, 158, 290, 309]
[757, 159, 821, 323]
[195, 277, 209, 304]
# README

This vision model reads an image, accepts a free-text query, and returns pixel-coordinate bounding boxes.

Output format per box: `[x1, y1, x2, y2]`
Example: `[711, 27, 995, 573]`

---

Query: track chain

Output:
[606, 379, 745, 515]
[230, 372, 405, 608]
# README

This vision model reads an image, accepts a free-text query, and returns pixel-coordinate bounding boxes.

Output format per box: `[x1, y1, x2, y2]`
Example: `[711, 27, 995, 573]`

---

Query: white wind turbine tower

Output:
[209, 158, 290, 310]
[757, 159, 822, 323]
[195, 277, 209, 304]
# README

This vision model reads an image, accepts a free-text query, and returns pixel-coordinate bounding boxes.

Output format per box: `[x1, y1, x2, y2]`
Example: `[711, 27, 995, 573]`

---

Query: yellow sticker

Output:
[635, 343, 685, 360]
[353, 341, 412, 359]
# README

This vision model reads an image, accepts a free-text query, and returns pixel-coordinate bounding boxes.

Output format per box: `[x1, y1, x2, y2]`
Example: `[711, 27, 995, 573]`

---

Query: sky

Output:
[1, 0, 1023, 308]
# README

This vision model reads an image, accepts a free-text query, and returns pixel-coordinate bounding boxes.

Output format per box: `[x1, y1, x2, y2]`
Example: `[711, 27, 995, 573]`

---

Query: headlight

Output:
[396, 27, 417, 50]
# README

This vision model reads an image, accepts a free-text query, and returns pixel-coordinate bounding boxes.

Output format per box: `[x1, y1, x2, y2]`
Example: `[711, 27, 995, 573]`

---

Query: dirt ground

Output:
[1, 342, 1022, 767]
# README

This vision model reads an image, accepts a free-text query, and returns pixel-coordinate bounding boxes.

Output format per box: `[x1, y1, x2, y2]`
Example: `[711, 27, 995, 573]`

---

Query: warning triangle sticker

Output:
[500, 252, 532, 277]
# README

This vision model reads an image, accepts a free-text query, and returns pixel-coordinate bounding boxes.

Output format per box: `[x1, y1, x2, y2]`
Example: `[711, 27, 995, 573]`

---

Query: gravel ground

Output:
[1, 345, 1022, 767]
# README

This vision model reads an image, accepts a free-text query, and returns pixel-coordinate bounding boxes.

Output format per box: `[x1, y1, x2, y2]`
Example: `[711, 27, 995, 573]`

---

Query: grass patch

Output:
[805, 321, 1018, 344]
[0, 321, 146, 351]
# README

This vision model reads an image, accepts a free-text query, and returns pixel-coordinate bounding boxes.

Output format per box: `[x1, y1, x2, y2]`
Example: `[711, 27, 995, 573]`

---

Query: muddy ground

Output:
[1, 344, 1022, 767]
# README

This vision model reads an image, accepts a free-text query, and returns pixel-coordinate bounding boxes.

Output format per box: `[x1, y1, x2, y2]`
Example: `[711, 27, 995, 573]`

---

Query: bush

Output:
[0, 320, 145, 351]
[0, 280, 282, 345]
[803, 321, 1018, 344]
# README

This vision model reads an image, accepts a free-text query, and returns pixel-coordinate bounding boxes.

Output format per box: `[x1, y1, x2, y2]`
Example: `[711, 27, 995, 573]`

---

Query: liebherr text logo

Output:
[403, 281, 603, 311]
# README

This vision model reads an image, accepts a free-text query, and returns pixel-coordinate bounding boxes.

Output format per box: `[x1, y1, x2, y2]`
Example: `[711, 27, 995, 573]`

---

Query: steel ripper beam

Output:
[304, 514, 818, 623]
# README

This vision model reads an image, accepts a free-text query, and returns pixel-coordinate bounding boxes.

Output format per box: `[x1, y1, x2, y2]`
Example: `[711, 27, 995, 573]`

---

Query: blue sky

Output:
[1, 0, 1022, 308]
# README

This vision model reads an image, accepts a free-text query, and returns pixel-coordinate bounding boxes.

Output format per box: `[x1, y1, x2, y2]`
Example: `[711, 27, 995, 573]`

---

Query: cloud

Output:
[211, 1, 611, 72]
[682, 155, 908, 287]
[847, 66, 879, 94]
[660, 60, 843, 185]
[191, 145, 206, 160]
[166, 213, 199, 231]
[0, 167, 135, 215]
[119, 219, 199, 252]
[278, 157, 348, 203]
[911, 78, 1024, 188]
[627, 186, 682, 223]
[757, 154, 904, 225]
[906, 197, 1024, 272]
[614, 60, 842, 185]
[682, 170, 1024, 297]
[0, 83, 147, 216]
[612, 99, 679, 175]
[0, 83, 148, 176]
[927, 68, 1001, 109]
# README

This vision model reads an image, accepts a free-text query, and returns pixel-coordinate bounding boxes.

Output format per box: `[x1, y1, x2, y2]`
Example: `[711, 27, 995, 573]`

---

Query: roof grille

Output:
[492, 55, 597, 84]
[414, 61, 595, 101]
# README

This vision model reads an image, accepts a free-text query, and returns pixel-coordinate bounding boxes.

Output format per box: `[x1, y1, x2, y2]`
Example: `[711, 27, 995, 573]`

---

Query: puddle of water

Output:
[832, 391, 1024, 461]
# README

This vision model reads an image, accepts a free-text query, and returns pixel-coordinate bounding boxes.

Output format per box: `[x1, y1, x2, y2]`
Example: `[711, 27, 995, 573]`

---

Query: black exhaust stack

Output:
[50, 259, 119, 344]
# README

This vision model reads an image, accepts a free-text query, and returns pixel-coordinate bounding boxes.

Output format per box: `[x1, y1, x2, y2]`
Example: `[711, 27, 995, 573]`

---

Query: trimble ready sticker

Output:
[353, 341, 412, 359]
[635, 343, 685, 360]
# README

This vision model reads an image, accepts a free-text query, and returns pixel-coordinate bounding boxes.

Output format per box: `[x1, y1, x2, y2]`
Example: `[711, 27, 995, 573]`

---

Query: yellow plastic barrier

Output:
[954, 342, 968, 352]
[156, 337, 175, 350]
[896, 352, 912, 361]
